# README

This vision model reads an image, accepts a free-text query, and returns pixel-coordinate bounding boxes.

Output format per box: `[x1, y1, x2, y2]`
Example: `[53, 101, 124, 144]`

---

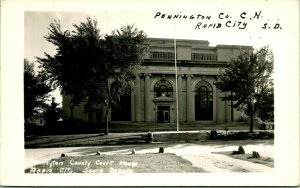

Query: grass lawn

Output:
[25, 153, 206, 173]
[25, 133, 148, 148]
[25, 130, 273, 148]
[215, 151, 274, 167]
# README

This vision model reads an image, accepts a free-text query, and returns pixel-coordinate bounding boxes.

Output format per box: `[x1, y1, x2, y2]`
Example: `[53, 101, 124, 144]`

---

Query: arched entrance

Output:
[111, 93, 131, 121]
[195, 81, 213, 120]
[153, 79, 174, 123]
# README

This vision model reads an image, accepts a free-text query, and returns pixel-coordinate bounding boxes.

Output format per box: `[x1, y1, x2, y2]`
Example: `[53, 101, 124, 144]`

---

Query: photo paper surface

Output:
[0, 0, 299, 186]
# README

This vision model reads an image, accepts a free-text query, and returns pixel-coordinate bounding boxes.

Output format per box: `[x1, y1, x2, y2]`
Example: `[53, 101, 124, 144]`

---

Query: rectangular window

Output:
[192, 53, 217, 61]
[150, 52, 175, 60]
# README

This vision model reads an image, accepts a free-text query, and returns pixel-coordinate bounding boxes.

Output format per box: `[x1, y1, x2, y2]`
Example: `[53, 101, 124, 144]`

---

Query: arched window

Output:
[154, 80, 173, 98]
[195, 81, 213, 120]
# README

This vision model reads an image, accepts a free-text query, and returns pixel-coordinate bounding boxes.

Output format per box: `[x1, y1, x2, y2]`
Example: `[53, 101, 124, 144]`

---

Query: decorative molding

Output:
[191, 79, 216, 92]
[153, 97, 175, 103]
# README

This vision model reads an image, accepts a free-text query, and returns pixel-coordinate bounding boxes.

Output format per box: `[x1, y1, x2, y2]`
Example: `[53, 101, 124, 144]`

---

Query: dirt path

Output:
[159, 140, 274, 172]
[180, 154, 272, 172]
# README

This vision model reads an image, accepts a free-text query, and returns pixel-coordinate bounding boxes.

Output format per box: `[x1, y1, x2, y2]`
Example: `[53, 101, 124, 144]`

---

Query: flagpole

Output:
[174, 20, 179, 132]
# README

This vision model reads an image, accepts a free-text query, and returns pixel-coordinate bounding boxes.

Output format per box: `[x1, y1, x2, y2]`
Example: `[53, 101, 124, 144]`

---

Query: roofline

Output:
[216, 45, 253, 49]
[147, 37, 210, 45]
[147, 37, 253, 49]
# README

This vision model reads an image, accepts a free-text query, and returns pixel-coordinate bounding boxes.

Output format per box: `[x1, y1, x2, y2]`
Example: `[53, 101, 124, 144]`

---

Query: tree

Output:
[256, 84, 274, 121]
[24, 59, 52, 123]
[37, 17, 147, 134]
[41, 98, 62, 126]
[215, 46, 274, 132]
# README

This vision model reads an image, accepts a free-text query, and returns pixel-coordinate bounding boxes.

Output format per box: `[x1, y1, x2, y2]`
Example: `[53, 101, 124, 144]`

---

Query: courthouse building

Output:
[63, 38, 252, 124]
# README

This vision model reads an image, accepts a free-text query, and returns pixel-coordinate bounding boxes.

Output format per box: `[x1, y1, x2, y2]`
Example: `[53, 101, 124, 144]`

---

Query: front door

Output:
[157, 106, 170, 123]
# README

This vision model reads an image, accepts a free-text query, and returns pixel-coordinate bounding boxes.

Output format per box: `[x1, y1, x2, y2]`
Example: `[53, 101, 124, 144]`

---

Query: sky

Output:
[24, 0, 289, 62]
[25, 10, 273, 62]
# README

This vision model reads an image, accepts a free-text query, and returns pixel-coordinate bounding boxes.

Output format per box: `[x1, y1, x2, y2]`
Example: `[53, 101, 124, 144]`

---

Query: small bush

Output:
[146, 132, 154, 143]
[210, 130, 218, 140]
[214, 131, 274, 140]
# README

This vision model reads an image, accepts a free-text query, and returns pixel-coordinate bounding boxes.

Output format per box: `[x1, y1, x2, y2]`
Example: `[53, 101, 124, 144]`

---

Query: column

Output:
[144, 73, 151, 122]
[186, 74, 193, 122]
[177, 75, 183, 122]
[135, 74, 141, 122]
[226, 92, 232, 122]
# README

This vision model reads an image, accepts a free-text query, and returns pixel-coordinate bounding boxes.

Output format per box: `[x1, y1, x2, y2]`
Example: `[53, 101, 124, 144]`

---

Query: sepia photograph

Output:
[1, 0, 299, 186]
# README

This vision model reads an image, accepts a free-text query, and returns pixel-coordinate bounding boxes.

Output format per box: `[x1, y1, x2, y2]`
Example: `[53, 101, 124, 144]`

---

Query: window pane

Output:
[154, 80, 173, 98]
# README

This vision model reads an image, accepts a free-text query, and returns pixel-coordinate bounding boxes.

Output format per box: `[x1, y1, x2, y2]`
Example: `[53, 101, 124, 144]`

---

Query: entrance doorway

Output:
[157, 106, 170, 123]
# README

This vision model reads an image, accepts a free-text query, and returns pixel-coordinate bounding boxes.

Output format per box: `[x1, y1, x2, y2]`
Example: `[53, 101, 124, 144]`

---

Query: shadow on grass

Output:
[25, 130, 274, 149]
[25, 134, 102, 148]
[25, 133, 149, 149]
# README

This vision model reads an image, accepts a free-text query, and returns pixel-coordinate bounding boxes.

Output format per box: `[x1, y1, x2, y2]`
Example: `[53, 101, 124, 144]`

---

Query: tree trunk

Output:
[250, 114, 254, 133]
[70, 107, 74, 121]
[104, 106, 110, 135]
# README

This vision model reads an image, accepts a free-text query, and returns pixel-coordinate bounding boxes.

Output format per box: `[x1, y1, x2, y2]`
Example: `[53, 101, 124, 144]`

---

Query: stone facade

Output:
[63, 38, 252, 124]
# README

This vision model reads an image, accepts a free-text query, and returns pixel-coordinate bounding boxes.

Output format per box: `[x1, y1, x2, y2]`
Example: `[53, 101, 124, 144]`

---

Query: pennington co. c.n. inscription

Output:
[154, 11, 283, 30]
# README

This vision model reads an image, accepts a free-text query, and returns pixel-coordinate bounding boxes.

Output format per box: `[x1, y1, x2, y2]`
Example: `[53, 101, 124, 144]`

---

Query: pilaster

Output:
[144, 73, 152, 122]
[177, 74, 183, 122]
[186, 74, 194, 122]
